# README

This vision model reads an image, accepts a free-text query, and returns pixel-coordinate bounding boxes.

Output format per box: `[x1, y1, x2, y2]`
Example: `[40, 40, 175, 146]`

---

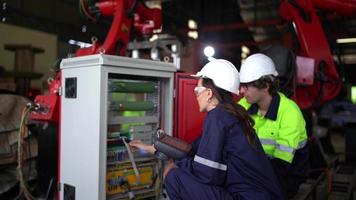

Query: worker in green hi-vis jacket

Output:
[238, 53, 309, 199]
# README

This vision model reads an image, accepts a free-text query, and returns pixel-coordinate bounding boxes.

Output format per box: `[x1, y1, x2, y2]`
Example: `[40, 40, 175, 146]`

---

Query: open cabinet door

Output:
[173, 73, 206, 143]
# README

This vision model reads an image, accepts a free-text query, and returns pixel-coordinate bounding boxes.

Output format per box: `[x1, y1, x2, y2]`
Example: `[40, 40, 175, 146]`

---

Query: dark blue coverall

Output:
[165, 107, 285, 200]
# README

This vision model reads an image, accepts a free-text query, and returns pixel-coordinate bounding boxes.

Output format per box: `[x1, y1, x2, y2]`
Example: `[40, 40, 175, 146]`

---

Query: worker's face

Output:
[239, 83, 265, 104]
[194, 79, 210, 112]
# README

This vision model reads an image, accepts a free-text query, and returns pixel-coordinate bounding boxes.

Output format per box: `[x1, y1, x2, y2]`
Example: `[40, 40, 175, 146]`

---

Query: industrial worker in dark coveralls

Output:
[130, 59, 285, 200]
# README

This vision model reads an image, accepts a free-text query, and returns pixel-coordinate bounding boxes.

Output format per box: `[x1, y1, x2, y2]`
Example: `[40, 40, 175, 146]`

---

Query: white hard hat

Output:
[239, 53, 278, 83]
[194, 59, 240, 95]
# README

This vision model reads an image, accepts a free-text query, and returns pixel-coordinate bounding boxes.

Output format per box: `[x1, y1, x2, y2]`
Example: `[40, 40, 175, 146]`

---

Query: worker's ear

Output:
[207, 88, 214, 98]
[263, 83, 270, 93]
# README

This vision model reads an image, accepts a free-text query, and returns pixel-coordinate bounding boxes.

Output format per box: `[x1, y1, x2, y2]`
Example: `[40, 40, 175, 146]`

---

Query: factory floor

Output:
[1, 129, 354, 200]
[332, 132, 348, 159]
[292, 129, 356, 200]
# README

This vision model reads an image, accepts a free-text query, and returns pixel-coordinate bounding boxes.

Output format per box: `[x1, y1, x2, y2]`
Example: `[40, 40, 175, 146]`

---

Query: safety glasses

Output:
[194, 86, 207, 96]
[240, 82, 256, 90]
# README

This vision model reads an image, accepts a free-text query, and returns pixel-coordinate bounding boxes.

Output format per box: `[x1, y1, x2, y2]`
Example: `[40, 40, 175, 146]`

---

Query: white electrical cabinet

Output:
[59, 54, 176, 200]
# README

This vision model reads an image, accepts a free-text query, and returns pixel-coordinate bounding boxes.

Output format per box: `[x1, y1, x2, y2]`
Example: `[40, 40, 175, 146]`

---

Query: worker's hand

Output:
[163, 159, 177, 179]
[129, 140, 156, 154]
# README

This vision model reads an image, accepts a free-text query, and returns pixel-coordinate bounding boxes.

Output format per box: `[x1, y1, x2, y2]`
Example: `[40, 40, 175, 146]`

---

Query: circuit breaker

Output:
[59, 54, 176, 200]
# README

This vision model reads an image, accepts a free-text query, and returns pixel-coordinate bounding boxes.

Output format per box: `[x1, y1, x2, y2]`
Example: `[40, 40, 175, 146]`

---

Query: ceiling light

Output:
[336, 38, 356, 44]
[188, 19, 197, 29]
[149, 34, 158, 42]
[188, 31, 198, 39]
[204, 46, 215, 58]
[241, 45, 250, 54]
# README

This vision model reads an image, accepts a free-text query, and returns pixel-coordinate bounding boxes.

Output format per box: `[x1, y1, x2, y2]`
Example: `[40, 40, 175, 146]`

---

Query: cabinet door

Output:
[174, 73, 206, 143]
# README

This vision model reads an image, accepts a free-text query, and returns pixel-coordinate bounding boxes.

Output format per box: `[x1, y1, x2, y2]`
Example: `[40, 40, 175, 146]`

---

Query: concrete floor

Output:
[292, 130, 356, 200]
[331, 132, 346, 157]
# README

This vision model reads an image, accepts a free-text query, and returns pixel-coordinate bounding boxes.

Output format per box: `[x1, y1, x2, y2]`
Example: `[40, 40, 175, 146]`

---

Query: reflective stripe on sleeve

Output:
[276, 143, 295, 154]
[298, 139, 307, 149]
[260, 138, 276, 146]
[194, 155, 227, 171]
[261, 138, 307, 151]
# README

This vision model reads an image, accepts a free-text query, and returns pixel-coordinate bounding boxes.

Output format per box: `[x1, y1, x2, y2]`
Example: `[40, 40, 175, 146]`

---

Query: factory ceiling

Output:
[2, 0, 356, 69]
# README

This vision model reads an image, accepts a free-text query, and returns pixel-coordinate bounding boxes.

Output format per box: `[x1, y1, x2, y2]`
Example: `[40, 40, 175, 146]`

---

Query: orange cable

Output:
[80, 0, 96, 22]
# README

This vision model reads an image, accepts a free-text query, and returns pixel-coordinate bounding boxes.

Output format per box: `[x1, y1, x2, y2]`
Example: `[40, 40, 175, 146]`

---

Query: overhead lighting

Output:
[149, 34, 158, 42]
[188, 31, 198, 39]
[171, 44, 177, 53]
[188, 19, 197, 29]
[336, 38, 356, 44]
[144, 1, 161, 9]
[204, 46, 215, 58]
[187, 19, 198, 39]
[241, 45, 250, 54]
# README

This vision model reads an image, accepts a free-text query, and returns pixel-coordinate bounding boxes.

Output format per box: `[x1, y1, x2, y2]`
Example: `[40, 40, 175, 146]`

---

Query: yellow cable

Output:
[122, 137, 141, 184]
[17, 106, 36, 200]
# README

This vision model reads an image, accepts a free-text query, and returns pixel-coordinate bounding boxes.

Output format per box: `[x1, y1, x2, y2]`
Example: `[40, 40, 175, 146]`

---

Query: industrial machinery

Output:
[270, 1, 356, 199]
[76, 0, 162, 56]
[28, 0, 356, 199]
[278, 0, 356, 110]
[173, 1, 356, 198]
[31, 0, 163, 124]
[59, 54, 175, 199]
[29, 1, 174, 199]
[277, 0, 356, 159]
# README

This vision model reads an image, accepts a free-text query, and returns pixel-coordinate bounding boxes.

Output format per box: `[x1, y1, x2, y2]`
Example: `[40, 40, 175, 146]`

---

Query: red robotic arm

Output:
[31, 0, 161, 123]
[279, 0, 356, 109]
[76, 0, 161, 56]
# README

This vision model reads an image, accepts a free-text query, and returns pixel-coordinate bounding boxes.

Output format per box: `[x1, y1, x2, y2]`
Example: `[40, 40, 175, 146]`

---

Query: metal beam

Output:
[204, 39, 280, 49]
[200, 19, 283, 32]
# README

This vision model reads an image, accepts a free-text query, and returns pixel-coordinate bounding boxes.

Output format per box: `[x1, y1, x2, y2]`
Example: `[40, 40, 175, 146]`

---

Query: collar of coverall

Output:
[247, 92, 280, 121]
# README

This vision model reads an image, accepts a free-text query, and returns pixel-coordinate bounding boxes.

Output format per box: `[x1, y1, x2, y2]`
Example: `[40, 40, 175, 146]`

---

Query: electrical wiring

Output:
[325, 168, 332, 200]
[79, 0, 97, 22]
[78, 0, 86, 19]
[122, 137, 141, 183]
[16, 105, 36, 200]
[307, 167, 333, 199]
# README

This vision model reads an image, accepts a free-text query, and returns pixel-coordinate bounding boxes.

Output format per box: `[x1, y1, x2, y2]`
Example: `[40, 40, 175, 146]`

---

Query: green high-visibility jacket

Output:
[239, 92, 307, 163]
